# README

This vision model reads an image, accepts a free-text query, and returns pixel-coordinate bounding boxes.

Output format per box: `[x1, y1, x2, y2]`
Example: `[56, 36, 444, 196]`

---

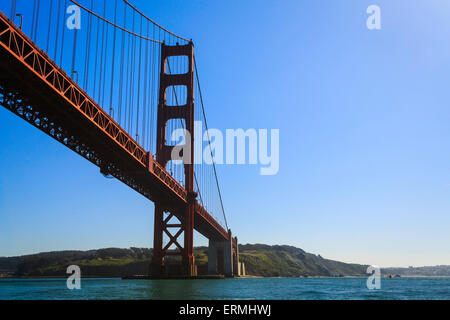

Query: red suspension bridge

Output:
[0, 0, 241, 278]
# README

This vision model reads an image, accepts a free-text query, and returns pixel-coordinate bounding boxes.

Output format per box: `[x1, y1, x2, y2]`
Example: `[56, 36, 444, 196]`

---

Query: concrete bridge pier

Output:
[208, 231, 241, 277]
[208, 239, 233, 277]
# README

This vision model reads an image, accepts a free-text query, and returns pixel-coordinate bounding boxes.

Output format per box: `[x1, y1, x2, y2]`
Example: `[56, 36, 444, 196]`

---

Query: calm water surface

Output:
[0, 277, 449, 300]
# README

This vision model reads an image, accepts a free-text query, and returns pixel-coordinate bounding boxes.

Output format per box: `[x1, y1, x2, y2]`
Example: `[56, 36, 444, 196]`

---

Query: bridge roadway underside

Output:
[0, 12, 229, 244]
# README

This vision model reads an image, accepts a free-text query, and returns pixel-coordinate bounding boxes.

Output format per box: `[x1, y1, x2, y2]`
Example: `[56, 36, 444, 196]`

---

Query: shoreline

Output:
[2, 275, 449, 280]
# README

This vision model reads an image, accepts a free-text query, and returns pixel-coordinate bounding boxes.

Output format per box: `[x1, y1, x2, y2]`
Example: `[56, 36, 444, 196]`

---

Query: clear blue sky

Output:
[1, 0, 449, 267]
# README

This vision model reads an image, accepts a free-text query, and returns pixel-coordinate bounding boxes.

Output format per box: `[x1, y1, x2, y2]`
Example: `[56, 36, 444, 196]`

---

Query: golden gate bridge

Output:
[0, 0, 242, 278]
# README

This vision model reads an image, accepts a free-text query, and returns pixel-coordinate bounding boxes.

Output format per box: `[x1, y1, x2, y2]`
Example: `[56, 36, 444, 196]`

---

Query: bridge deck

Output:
[0, 11, 228, 242]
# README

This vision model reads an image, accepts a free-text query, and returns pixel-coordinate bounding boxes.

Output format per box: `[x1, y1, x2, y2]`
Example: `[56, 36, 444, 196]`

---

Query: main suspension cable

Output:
[122, 0, 189, 43]
[69, 0, 163, 43]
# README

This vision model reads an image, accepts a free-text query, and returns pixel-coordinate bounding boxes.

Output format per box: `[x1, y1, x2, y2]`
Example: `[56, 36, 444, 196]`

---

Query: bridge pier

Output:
[208, 231, 241, 277]
[208, 239, 232, 277]
[151, 204, 164, 277]
[151, 200, 197, 278]
[181, 193, 197, 277]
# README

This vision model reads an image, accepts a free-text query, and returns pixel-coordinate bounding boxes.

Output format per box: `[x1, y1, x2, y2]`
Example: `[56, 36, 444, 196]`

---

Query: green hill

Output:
[239, 244, 367, 277]
[0, 244, 368, 278]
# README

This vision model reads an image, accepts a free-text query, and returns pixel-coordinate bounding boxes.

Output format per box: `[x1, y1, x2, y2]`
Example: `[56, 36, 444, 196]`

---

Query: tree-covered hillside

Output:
[1, 244, 368, 277]
[239, 244, 367, 277]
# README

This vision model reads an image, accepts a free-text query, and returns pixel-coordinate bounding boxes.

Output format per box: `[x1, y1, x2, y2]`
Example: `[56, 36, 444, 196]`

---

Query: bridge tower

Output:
[152, 42, 197, 278]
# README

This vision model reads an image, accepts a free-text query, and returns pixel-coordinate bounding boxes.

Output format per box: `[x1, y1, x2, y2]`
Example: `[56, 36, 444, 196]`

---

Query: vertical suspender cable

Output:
[149, 25, 157, 152]
[71, 28, 78, 81]
[100, 3, 109, 107]
[93, 8, 100, 101]
[54, 0, 62, 61]
[129, 11, 136, 135]
[31, 0, 37, 41]
[83, 0, 93, 91]
[59, 0, 67, 67]
[46, 0, 53, 52]
[142, 20, 149, 149]
[194, 55, 229, 231]
[124, 10, 131, 131]
[33, 0, 40, 43]
[109, 0, 118, 117]
[98, 0, 106, 102]
[118, 3, 127, 125]
[10, 0, 17, 20]
[136, 15, 143, 143]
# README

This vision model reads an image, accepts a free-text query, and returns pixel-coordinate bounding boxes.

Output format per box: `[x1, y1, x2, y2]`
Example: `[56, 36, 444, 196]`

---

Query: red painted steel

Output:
[152, 43, 198, 277]
[0, 11, 230, 265]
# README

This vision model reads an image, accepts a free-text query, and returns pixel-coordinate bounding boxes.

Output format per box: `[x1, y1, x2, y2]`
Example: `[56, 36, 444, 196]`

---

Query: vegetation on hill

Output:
[239, 244, 367, 277]
[0, 244, 368, 277]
